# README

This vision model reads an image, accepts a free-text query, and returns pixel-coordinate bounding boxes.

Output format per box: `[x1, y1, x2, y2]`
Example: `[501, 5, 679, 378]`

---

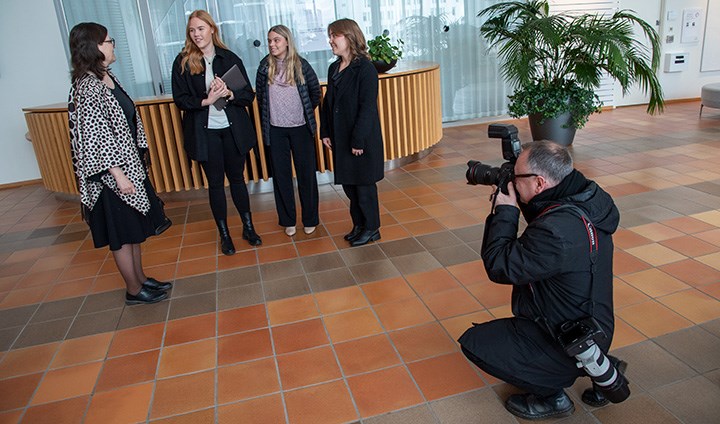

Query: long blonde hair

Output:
[327, 18, 369, 61]
[180, 10, 228, 75]
[266, 25, 304, 86]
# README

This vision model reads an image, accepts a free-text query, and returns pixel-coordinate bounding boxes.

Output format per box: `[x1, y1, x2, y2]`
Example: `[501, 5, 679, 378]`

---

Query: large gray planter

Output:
[528, 111, 577, 146]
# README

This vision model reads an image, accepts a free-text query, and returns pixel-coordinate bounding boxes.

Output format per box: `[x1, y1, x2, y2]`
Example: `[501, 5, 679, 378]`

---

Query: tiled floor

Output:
[2, 101, 720, 423]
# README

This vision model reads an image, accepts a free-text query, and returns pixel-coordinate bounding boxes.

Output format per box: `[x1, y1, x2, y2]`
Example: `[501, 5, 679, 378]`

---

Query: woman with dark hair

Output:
[171, 10, 261, 254]
[68, 22, 171, 305]
[320, 18, 384, 246]
[256, 24, 321, 237]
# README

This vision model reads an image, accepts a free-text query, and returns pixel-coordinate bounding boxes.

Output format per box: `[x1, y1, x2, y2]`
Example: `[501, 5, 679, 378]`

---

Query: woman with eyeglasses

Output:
[68, 22, 172, 305]
[171, 10, 261, 254]
[320, 19, 384, 247]
[256, 25, 321, 237]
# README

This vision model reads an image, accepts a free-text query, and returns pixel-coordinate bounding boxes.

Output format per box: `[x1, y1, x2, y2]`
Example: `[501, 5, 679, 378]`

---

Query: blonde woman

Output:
[171, 10, 262, 253]
[320, 19, 384, 247]
[256, 25, 321, 236]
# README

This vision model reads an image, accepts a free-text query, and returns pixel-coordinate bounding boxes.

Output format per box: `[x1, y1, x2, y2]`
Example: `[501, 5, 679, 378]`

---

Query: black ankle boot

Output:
[217, 220, 236, 255]
[344, 226, 364, 241]
[505, 390, 575, 420]
[240, 212, 262, 246]
[350, 229, 381, 247]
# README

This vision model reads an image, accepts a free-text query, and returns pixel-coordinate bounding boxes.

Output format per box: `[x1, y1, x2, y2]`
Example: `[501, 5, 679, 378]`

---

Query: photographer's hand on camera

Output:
[491, 181, 518, 213]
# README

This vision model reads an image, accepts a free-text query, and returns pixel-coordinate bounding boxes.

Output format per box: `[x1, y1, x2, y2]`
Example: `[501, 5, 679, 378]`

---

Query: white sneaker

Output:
[285, 226, 296, 236]
[304, 226, 316, 235]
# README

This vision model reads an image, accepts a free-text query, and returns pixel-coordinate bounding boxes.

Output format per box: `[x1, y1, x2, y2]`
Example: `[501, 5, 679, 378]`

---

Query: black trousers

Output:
[269, 125, 319, 227]
[342, 184, 380, 231]
[200, 127, 250, 223]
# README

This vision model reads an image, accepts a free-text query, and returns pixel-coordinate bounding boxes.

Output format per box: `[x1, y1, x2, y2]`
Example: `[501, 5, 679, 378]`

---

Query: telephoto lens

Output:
[575, 344, 630, 403]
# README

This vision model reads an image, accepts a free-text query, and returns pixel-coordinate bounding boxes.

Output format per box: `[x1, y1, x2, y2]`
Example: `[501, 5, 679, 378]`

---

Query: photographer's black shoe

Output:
[505, 391, 575, 420]
[582, 358, 628, 407]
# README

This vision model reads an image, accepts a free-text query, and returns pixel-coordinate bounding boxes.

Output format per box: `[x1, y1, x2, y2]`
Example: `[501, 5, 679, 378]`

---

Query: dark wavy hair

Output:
[69, 22, 108, 81]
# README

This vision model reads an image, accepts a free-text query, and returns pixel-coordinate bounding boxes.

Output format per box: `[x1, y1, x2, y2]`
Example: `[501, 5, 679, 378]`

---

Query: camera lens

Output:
[466, 160, 501, 186]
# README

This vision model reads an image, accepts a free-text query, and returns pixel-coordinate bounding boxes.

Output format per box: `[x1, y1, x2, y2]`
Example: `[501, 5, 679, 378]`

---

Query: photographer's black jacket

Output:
[459, 169, 619, 389]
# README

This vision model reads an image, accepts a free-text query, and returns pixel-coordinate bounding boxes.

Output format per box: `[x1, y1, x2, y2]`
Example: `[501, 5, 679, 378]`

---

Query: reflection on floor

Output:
[1, 101, 720, 423]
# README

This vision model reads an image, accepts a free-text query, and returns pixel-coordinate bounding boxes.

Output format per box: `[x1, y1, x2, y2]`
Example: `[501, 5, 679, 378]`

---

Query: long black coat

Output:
[459, 170, 620, 390]
[320, 57, 384, 185]
[171, 47, 257, 162]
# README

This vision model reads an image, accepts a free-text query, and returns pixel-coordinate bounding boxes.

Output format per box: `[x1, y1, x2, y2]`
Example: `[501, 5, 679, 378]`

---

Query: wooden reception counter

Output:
[23, 62, 441, 195]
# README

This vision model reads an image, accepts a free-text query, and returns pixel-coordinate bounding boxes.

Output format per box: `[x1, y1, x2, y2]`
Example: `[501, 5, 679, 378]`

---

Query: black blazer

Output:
[171, 47, 257, 162]
[320, 57, 384, 185]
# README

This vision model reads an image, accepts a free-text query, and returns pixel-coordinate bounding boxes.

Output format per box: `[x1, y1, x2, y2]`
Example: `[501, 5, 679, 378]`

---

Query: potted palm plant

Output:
[479, 0, 664, 145]
[368, 34, 404, 73]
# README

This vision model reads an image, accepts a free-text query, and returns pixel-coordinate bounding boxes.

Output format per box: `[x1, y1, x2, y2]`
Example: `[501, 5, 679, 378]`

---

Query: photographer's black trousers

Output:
[458, 317, 585, 396]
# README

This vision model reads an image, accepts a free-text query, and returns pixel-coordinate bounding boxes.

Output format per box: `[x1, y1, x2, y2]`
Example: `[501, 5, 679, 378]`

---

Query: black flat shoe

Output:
[344, 226, 364, 241]
[142, 277, 172, 291]
[505, 391, 575, 420]
[350, 229, 381, 247]
[125, 287, 169, 305]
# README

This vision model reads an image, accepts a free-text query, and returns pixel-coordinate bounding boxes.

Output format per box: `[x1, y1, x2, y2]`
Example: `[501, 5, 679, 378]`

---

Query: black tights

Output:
[201, 128, 250, 222]
[112, 244, 146, 295]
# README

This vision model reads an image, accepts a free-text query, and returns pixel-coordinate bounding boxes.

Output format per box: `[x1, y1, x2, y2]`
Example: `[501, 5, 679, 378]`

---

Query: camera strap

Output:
[530, 204, 600, 336]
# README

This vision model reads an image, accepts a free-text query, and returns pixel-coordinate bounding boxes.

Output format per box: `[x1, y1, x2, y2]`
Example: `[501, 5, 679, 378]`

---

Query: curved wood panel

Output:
[23, 62, 442, 195]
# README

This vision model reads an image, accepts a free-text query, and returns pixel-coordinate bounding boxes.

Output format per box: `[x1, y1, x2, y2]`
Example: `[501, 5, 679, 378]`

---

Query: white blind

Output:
[549, 0, 619, 107]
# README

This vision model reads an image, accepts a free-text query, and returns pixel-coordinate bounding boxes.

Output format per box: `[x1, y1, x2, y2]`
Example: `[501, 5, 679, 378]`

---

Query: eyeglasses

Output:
[101, 38, 116, 47]
[513, 173, 539, 181]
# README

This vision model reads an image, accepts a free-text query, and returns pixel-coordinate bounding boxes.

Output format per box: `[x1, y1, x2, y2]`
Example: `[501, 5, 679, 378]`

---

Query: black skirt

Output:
[87, 179, 157, 251]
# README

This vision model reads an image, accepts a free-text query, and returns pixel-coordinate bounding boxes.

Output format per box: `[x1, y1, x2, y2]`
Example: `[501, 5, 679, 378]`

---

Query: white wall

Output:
[0, 0, 70, 185]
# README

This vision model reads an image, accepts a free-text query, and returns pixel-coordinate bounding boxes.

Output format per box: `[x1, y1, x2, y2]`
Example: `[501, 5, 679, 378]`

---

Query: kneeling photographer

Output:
[459, 127, 628, 420]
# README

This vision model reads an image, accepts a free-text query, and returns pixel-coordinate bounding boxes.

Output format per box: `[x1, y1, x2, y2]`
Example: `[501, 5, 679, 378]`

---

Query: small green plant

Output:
[368, 35, 404, 64]
[508, 80, 602, 129]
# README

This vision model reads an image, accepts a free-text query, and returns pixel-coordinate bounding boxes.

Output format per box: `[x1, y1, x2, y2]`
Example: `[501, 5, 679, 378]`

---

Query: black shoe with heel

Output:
[344, 226, 363, 241]
[350, 229, 381, 247]
[505, 390, 575, 420]
[217, 220, 236, 255]
[240, 212, 262, 246]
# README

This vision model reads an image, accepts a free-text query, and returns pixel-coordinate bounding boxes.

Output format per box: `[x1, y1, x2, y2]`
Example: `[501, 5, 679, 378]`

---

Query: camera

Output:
[466, 124, 522, 194]
[557, 317, 631, 404]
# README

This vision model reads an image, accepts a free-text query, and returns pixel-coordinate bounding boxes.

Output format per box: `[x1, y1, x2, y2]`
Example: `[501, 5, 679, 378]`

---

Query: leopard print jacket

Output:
[68, 72, 150, 214]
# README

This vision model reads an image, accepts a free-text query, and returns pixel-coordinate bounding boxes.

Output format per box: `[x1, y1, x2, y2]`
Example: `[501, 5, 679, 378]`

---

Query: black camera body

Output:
[558, 317, 631, 404]
[466, 124, 522, 194]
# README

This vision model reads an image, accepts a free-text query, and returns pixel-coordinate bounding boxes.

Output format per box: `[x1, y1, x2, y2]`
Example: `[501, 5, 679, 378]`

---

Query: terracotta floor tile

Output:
[334, 334, 401, 376]
[621, 268, 690, 297]
[613, 278, 652, 308]
[440, 311, 494, 341]
[296, 238, 337, 257]
[617, 300, 693, 338]
[696, 251, 720, 271]
[0, 285, 50, 309]
[178, 242, 217, 262]
[175, 257, 217, 278]
[323, 308, 383, 343]
[692, 210, 720, 227]
[218, 304, 267, 336]
[217, 250, 258, 269]
[164, 313, 216, 346]
[284, 380, 358, 424]
[657, 289, 720, 324]
[661, 235, 720, 257]
[91, 273, 126, 293]
[447, 260, 490, 286]
[659, 259, 720, 287]
[56, 261, 103, 282]
[347, 366, 424, 418]
[421, 288, 482, 320]
[257, 244, 297, 264]
[314, 285, 369, 315]
[389, 322, 457, 362]
[403, 218, 445, 236]
[277, 345, 342, 389]
[50, 333, 113, 369]
[0, 372, 43, 411]
[85, 382, 153, 424]
[609, 316, 648, 350]
[613, 250, 654, 275]
[465, 282, 512, 309]
[218, 394, 285, 424]
[150, 371, 215, 419]
[95, 350, 160, 392]
[157, 338, 216, 378]
[360, 276, 415, 305]
[217, 328, 273, 366]
[31, 362, 102, 405]
[379, 224, 412, 241]
[272, 318, 328, 355]
[373, 297, 435, 330]
[694, 228, 720, 247]
[217, 357, 279, 404]
[107, 323, 165, 357]
[407, 352, 485, 400]
[0, 342, 59, 379]
[151, 408, 215, 423]
[662, 216, 716, 234]
[625, 243, 687, 266]
[629, 223, 685, 242]
[613, 228, 656, 250]
[266, 294, 319, 325]
[22, 395, 89, 424]
[405, 268, 461, 295]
